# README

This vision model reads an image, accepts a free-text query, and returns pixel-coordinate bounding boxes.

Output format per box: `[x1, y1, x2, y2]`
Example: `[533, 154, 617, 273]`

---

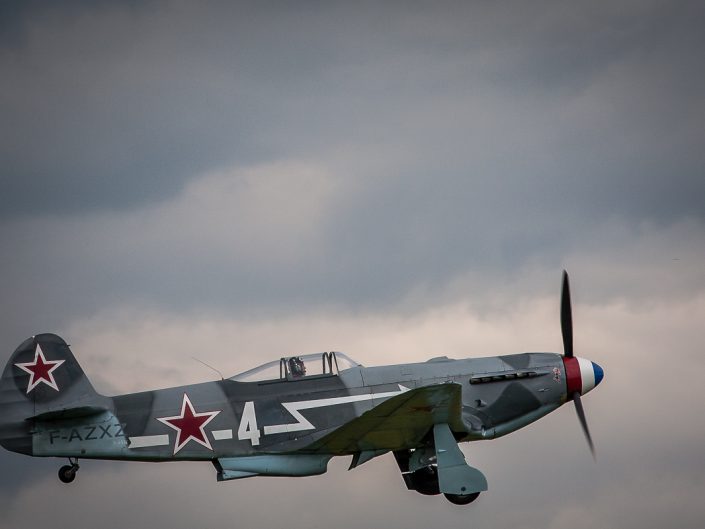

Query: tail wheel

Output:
[58, 465, 76, 483]
[58, 459, 79, 484]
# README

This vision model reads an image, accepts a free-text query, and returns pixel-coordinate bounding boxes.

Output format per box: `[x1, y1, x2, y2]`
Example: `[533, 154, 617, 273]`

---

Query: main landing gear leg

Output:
[58, 458, 80, 484]
[432, 424, 487, 505]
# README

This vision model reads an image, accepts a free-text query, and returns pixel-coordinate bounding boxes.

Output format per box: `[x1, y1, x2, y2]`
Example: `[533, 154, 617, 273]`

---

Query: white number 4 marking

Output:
[237, 401, 260, 446]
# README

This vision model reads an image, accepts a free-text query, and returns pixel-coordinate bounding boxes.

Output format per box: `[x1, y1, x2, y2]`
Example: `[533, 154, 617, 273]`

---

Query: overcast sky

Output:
[1, 1, 704, 528]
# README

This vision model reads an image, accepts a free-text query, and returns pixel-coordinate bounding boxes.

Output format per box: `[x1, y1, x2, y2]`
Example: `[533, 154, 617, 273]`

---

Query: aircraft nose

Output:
[563, 356, 604, 396]
[592, 361, 604, 387]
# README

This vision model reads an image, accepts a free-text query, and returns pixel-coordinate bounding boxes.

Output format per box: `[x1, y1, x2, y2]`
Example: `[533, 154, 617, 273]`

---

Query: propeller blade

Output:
[572, 392, 595, 458]
[560, 270, 573, 358]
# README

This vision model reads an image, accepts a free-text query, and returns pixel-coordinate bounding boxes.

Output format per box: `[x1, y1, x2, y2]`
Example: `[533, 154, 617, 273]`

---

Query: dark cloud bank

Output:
[1, 2, 704, 528]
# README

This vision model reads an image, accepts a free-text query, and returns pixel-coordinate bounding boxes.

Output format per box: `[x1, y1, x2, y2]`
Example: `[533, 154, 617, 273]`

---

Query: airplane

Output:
[0, 271, 603, 505]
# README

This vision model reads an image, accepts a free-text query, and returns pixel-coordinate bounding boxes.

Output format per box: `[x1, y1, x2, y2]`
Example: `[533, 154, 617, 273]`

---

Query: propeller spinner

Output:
[560, 270, 604, 458]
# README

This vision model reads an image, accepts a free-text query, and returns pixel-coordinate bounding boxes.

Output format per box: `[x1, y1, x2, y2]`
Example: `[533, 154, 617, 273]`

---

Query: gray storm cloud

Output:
[1, 1, 704, 220]
[1, 1, 704, 528]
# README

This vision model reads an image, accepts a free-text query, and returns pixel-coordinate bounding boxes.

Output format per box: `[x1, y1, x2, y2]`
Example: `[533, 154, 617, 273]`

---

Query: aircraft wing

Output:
[305, 383, 465, 454]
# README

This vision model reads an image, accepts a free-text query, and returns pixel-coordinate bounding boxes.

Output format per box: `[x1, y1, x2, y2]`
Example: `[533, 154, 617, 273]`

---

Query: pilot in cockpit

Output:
[288, 356, 306, 378]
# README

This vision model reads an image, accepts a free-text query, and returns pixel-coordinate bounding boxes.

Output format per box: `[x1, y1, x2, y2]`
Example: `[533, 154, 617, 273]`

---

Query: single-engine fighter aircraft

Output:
[0, 272, 603, 505]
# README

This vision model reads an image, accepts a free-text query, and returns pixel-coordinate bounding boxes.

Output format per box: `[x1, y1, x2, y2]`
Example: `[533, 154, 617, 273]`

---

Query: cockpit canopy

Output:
[231, 352, 360, 382]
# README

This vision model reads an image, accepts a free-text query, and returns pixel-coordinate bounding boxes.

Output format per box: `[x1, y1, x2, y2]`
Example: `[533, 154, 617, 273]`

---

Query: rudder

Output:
[0, 333, 105, 454]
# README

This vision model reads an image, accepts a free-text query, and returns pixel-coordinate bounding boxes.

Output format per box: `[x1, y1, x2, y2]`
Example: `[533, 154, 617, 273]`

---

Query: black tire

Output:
[409, 466, 441, 496]
[58, 465, 76, 484]
[444, 492, 480, 505]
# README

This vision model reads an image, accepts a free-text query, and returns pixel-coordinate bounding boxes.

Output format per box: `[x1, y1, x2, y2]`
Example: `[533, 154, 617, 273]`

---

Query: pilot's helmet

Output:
[289, 356, 306, 378]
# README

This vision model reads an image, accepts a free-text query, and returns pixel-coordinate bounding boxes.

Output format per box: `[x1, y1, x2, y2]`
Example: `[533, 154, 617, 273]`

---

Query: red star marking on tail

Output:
[15, 344, 65, 393]
[157, 394, 220, 454]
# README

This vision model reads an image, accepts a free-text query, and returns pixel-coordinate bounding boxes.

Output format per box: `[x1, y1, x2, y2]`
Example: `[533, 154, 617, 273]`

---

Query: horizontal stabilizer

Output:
[27, 406, 110, 422]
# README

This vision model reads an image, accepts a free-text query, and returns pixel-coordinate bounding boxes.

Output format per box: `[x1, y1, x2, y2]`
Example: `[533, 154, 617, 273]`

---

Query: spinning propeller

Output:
[560, 270, 603, 458]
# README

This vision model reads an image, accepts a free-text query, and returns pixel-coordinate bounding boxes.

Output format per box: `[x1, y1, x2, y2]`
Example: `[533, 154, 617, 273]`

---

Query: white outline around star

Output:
[14, 344, 66, 393]
[157, 393, 221, 454]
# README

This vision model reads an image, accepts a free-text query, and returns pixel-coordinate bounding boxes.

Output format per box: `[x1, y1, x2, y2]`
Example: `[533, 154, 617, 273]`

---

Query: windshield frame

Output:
[231, 351, 360, 383]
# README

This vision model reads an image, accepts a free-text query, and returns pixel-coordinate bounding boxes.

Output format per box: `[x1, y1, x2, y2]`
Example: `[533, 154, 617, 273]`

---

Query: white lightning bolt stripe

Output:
[263, 385, 410, 436]
[129, 430, 233, 447]
[212, 429, 233, 440]
[128, 434, 170, 448]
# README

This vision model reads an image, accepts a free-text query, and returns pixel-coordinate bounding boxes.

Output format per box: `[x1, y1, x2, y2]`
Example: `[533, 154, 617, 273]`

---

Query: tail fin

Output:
[0, 333, 105, 454]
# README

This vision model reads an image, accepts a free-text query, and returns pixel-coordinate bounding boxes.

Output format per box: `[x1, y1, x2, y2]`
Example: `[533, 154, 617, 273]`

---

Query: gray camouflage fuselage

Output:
[1, 335, 565, 461]
[0, 332, 602, 497]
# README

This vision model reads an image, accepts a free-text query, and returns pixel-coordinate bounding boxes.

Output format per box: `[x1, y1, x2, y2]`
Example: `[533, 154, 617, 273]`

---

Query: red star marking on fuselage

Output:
[157, 394, 221, 454]
[14, 344, 65, 393]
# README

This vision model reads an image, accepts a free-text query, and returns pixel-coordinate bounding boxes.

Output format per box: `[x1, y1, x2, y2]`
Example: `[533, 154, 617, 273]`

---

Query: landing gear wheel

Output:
[444, 492, 480, 505]
[58, 465, 76, 483]
[409, 466, 440, 496]
[58, 458, 79, 484]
